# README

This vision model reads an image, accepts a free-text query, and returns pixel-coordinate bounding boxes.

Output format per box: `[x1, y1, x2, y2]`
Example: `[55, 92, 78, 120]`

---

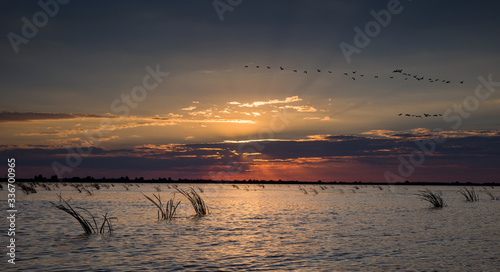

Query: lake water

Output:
[2, 183, 499, 271]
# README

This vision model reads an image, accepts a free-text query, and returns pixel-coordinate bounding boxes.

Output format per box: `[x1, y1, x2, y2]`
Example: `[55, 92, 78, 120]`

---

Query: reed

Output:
[19, 183, 37, 195]
[142, 193, 180, 221]
[458, 187, 479, 202]
[176, 188, 209, 217]
[416, 188, 446, 208]
[51, 195, 115, 234]
[483, 189, 497, 200]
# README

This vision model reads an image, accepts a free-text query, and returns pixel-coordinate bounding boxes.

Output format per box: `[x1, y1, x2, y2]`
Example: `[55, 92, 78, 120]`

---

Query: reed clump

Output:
[176, 188, 209, 217]
[51, 195, 115, 234]
[19, 182, 37, 195]
[142, 193, 180, 221]
[416, 188, 446, 208]
[459, 187, 479, 202]
[483, 189, 498, 200]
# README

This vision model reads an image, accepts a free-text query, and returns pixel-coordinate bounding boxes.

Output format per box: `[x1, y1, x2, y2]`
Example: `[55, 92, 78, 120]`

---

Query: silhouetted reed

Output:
[459, 187, 479, 202]
[484, 189, 497, 200]
[51, 195, 115, 234]
[417, 188, 446, 208]
[176, 188, 209, 217]
[19, 183, 37, 195]
[142, 193, 180, 221]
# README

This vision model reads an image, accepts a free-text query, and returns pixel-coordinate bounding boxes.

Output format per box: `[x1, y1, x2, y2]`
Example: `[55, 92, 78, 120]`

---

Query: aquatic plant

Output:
[176, 188, 209, 217]
[142, 193, 180, 221]
[458, 187, 479, 202]
[83, 187, 94, 196]
[416, 188, 446, 208]
[19, 183, 37, 195]
[483, 189, 497, 200]
[51, 195, 115, 234]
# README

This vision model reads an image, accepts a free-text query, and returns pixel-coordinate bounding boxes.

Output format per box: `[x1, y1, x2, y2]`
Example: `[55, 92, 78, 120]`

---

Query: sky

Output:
[1, 0, 499, 182]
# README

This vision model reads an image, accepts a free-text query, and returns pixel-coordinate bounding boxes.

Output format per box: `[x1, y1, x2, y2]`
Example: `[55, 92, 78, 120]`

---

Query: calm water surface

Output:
[1, 183, 499, 271]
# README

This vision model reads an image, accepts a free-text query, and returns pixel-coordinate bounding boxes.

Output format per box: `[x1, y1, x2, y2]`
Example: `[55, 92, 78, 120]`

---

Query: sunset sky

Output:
[1, 0, 499, 182]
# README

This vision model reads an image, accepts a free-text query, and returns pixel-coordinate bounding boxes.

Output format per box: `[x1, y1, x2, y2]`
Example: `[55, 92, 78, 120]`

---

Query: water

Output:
[2, 183, 499, 271]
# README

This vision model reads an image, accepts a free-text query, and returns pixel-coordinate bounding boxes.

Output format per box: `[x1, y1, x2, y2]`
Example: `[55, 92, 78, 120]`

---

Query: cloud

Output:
[238, 96, 302, 108]
[0, 111, 111, 123]
[2, 129, 499, 182]
[282, 105, 317, 112]
[180, 106, 197, 111]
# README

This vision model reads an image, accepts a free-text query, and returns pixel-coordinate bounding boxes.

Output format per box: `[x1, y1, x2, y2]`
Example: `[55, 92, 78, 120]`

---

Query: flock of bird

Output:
[243, 64, 468, 119]
[398, 113, 443, 118]
[243, 65, 465, 84]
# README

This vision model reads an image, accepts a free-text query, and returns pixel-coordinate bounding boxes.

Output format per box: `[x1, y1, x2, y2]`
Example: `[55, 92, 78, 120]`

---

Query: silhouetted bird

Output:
[244, 65, 248, 68]
[390, 76, 394, 79]
[460, 81, 464, 84]
[344, 73, 348, 76]
[256, 66, 260, 68]
[328, 70, 332, 73]
[352, 71, 356, 74]
[317, 69, 321, 72]
[360, 75, 364, 77]
[352, 77, 356, 80]
[267, 66, 271, 69]
[438, 114, 443, 116]
[374, 76, 378, 78]
[304, 71, 308, 74]
[446, 81, 450, 83]
[405, 114, 410, 116]
[280, 66, 284, 70]
[398, 113, 402, 116]
[424, 113, 430, 117]
[293, 70, 297, 73]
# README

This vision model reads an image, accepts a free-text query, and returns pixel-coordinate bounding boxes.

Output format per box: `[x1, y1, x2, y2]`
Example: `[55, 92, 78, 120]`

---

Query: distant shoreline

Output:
[1, 178, 498, 186]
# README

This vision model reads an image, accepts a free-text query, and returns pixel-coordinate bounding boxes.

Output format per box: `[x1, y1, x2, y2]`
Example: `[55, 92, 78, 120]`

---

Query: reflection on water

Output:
[2, 184, 500, 271]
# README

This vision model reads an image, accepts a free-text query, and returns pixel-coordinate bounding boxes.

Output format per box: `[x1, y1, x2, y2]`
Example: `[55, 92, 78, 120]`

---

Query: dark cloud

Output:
[0, 111, 109, 122]
[2, 132, 499, 180]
